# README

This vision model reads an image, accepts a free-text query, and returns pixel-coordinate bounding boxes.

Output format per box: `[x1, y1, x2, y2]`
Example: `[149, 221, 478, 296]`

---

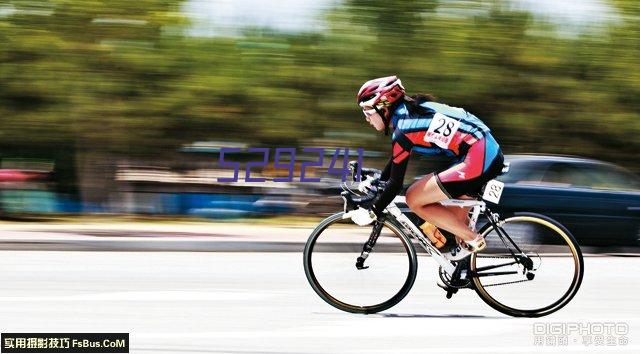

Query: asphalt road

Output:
[0, 251, 638, 353]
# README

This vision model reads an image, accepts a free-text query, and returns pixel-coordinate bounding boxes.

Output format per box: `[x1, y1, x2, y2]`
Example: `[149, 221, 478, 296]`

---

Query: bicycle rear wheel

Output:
[471, 212, 584, 317]
[303, 212, 418, 314]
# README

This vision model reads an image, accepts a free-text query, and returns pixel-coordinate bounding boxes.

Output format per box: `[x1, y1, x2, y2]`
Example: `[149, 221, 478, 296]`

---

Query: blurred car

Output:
[493, 155, 640, 247]
[408, 154, 640, 247]
[0, 169, 49, 182]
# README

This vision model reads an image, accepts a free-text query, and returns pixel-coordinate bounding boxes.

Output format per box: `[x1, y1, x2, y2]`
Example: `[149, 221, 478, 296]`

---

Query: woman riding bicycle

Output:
[350, 76, 505, 261]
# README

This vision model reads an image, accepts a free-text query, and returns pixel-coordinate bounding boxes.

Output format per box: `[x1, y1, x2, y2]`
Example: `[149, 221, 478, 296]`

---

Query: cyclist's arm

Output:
[372, 139, 411, 218]
[380, 158, 392, 181]
[380, 132, 412, 181]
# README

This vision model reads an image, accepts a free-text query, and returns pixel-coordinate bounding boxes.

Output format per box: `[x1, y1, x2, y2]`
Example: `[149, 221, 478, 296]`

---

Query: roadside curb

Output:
[1, 224, 638, 255]
[1, 237, 638, 255]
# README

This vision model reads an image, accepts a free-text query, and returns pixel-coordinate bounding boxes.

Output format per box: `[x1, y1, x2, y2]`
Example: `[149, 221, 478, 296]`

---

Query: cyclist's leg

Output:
[406, 138, 496, 242]
[405, 174, 478, 241]
[450, 195, 473, 243]
[437, 137, 504, 243]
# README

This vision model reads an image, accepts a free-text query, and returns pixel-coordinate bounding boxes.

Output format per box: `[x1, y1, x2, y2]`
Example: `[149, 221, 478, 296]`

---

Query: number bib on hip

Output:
[424, 112, 461, 149]
[482, 179, 505, 204]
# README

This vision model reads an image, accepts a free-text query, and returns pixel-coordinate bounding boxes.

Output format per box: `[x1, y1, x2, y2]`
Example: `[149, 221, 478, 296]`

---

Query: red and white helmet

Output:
[356, 76, 405, 112]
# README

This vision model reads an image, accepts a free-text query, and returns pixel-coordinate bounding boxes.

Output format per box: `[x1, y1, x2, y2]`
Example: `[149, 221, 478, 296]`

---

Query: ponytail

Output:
[404, 93, 437, 115]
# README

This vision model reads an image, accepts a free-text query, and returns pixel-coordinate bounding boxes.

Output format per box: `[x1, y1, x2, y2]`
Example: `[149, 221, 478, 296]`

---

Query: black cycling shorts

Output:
[435, 137, 504, 199]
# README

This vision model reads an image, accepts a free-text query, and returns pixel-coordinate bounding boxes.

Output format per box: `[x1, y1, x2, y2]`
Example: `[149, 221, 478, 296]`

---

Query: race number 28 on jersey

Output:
[424, 112, 461, 149]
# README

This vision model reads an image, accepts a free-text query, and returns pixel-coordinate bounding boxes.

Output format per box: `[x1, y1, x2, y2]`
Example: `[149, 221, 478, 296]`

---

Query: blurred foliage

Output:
[0, 0, 639, 195]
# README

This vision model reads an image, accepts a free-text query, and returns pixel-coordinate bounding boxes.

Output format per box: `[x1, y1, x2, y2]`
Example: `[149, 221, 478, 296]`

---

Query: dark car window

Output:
[498, 160, 547, 184]
[580, 164, 640, 191]
[499, 157, 640, 191]
[539, 162, 640, 191]
[541, 163, 591, 187]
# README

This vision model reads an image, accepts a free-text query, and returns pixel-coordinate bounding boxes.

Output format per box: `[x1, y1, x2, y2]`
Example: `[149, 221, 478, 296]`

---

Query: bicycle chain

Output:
[472, 254, 536, 288]
[480, 278, 531, 287]
[438, 253, 536, 289]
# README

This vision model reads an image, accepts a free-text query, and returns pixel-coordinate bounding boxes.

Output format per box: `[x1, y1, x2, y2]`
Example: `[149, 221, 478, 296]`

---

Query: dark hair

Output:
[403, 93, 437, 115]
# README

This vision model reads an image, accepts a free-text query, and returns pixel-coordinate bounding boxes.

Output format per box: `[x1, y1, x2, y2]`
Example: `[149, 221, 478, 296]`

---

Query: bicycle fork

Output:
[356, 219, 385, 270]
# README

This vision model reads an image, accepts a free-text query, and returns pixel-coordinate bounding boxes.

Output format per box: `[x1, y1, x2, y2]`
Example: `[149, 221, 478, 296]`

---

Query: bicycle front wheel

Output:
[303, 212, 418, 314]
[471, 212, 584, 317]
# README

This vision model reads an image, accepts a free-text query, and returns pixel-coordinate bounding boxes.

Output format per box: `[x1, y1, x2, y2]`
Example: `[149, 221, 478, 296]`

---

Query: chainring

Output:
[438, 265, 472, 289]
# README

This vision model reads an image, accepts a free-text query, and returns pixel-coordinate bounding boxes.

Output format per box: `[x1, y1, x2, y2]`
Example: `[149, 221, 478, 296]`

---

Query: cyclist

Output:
[350, 75, 504, 261]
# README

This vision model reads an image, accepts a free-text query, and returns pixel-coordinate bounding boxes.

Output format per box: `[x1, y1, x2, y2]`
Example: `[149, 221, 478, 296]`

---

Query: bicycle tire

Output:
[303, 212, 418, 314]
[471, 212, 584, 317]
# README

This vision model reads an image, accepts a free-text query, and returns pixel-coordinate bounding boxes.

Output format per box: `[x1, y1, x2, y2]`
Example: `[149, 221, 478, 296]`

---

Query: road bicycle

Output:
[303, 161, 584, 317]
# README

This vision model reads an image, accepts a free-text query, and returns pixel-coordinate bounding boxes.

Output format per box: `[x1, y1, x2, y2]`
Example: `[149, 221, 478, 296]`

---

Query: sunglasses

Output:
[362, 104, 383, 118]
[362, 107, 376, 118]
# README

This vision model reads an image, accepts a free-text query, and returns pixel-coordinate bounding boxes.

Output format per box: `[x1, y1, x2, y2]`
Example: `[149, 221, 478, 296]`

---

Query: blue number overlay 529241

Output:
[217, 147, 364, 183]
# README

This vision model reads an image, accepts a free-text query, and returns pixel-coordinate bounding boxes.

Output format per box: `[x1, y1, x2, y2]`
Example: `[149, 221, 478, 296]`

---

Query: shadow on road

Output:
[378, 313, 506, 319]
[313, 312, 506, 319]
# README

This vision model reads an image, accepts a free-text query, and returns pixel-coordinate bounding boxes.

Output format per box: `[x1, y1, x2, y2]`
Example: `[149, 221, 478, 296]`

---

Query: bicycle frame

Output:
[380, 196, 531, 278]
[384, 196, 486, 276]
[340, 161, 527, 278]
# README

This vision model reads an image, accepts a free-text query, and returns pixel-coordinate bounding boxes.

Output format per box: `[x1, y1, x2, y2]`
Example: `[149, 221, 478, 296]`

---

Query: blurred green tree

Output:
[0, 0, 188, 206]
[1, 0, 639, 213]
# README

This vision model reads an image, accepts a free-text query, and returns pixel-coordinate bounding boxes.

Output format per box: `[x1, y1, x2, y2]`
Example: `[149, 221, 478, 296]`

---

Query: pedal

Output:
[463, 236, 486, 253]
[475, 238, 486, 252]
[437, 280, 459, 299]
